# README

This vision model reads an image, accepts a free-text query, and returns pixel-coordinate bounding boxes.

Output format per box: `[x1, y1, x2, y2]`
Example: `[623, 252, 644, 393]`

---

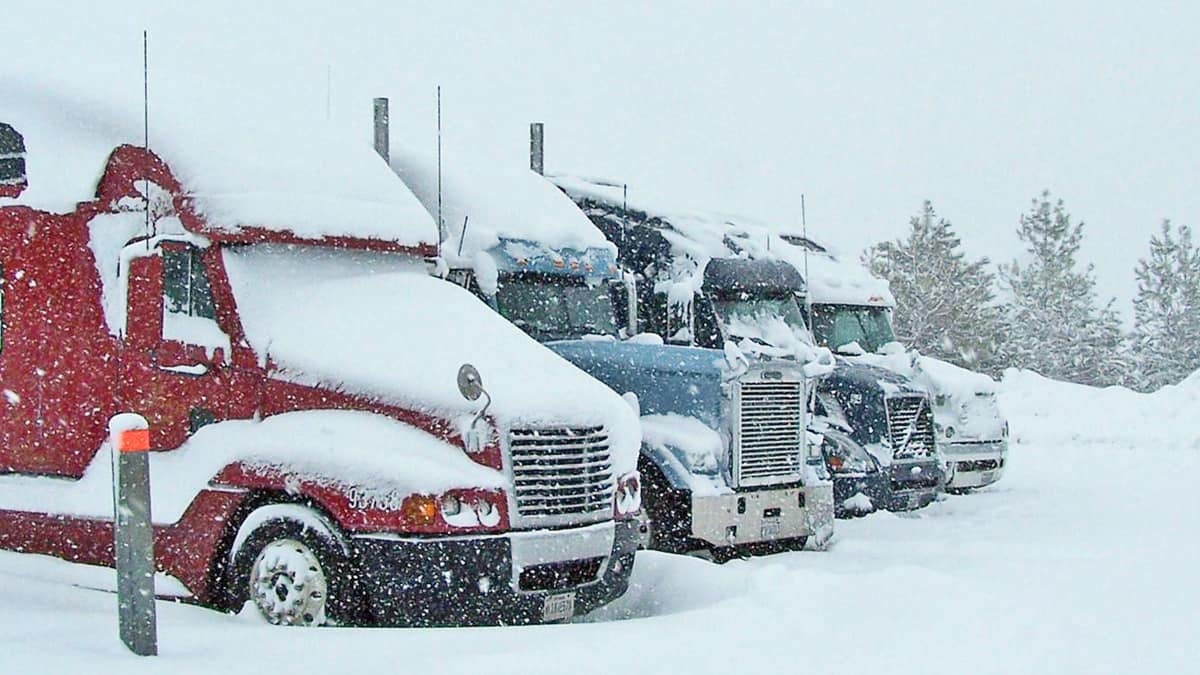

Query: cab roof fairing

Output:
[1, 83, 437, 251]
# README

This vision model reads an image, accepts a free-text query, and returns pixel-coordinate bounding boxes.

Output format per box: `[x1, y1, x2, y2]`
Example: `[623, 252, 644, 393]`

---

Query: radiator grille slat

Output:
[885, 395, 936, 458]
[509, 425, 614, 518]
[737, 380, 805, 485]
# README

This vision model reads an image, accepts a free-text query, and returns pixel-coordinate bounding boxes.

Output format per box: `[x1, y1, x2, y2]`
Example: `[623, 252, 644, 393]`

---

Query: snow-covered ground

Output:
[2, 371, 1196, 674]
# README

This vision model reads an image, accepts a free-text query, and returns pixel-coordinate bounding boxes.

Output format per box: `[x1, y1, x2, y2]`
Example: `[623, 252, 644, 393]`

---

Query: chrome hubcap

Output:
[249, 538, 328, 626]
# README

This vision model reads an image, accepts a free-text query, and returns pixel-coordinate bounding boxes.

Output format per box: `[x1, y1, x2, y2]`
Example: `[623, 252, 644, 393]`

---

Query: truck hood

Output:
[546, 340, 727, 429]
[221, 244, 641, 475]
[843, 348, 1005, 441]
[817, 359, 928, 447]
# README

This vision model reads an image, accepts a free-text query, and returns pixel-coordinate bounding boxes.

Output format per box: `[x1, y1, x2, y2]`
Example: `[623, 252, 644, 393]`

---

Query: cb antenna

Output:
[801, 193, 813, 336]
[142, 30, 153, 247]
[436, 85, 444, 257]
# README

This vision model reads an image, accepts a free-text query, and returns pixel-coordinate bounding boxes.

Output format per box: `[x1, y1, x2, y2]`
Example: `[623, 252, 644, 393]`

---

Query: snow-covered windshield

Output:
[711, 293, 814, 346]
[707, 292, 835, 376]
[811, 304, 895, 353]
[495, 275, 617, 341]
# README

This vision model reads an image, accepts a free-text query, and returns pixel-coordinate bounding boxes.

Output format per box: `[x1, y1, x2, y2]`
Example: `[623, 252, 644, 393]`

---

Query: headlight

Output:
[821, 431, 876, 474]
[614, 472, 642, 516]
[440, 494, 462, 517]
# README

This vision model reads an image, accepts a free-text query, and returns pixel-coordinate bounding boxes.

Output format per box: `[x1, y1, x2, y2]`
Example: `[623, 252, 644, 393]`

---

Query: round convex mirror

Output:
[457, 364, 484, 401]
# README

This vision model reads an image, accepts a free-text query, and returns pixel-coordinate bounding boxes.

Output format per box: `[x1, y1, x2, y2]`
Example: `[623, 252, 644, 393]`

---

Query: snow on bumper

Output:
[942, 440, 1007, 490]
[350, 519, 638, 625]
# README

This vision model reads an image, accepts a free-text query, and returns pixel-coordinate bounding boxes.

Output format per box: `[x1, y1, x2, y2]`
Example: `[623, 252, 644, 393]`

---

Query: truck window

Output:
[494, 275, 617, 341]
[163, 245, 216, 320]
[0, 124, 25, 189]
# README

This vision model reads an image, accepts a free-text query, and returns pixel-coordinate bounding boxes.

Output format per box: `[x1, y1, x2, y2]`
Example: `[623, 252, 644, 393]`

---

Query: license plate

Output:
[977, 470, 994, 484]
[760, 517, 782, 539]
[542, 592, 575, 622]
[907, 493, 921, 509]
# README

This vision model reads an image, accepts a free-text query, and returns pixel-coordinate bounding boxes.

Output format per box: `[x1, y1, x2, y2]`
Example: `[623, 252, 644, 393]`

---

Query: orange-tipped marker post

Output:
[108, 413, 157, 656]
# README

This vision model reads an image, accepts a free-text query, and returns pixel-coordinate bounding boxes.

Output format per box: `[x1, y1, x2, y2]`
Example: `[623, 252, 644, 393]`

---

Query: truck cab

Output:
[0, 101, 640, 626]
[389, 146, 833, 558]
[780, 234, 1008, 492]
[552, 175, 944, 515]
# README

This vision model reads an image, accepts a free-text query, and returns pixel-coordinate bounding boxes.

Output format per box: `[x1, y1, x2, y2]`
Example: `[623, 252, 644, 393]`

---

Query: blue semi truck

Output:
[549, 174, 944, 516]
[389, 141, 834, 558]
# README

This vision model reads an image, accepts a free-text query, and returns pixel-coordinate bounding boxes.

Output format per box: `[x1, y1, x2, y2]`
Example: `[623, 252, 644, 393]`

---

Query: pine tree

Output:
[997, 191, 1129, 386]
[864, 200, 1003, 371]
[1129, 220, 1200, 391]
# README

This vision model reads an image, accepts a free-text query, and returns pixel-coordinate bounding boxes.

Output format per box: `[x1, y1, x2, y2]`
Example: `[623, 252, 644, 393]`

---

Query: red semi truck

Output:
[0, 108, 641, 626]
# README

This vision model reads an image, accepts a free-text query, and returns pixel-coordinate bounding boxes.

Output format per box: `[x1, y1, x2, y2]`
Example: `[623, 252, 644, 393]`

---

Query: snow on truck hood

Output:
[222, 244, 640, 468]
[1, 82, 435, 249]
[0, 410, 504, 524]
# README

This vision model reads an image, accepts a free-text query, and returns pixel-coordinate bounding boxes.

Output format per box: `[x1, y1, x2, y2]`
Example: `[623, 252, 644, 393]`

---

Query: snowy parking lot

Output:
[3, 372, 1197, 675]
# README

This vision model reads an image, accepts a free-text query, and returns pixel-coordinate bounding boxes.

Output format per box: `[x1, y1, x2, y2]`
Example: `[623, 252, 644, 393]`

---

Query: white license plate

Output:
[977, 470, 994, 484]
[907, 493, 922, 509]
[542, 592, 576, 622]
[760, 517, 782, 539]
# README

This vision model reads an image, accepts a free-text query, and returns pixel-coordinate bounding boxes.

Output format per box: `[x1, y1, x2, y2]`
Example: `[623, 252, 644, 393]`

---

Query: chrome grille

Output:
[885, 395, 936, 458]
[509, 426, 614, 518]
[737, 380, 805, 486]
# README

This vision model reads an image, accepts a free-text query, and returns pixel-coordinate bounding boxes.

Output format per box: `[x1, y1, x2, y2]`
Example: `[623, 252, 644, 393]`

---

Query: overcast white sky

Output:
[10, 2, 1199, 317]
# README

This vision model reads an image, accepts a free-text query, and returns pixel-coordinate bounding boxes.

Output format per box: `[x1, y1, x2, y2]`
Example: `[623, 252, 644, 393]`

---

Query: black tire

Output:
[228, 505, 362, 626]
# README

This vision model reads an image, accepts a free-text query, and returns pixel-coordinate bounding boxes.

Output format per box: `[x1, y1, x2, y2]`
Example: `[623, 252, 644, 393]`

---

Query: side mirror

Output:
[457, 364, 484, 401]
[457, 363, 492, 455]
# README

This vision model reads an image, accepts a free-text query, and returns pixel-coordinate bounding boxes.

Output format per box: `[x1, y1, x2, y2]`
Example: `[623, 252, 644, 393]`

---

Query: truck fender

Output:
[639, 442, 698, 491]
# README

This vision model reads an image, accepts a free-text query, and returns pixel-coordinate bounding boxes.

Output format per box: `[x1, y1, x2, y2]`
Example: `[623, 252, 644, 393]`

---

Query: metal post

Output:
[110, 413, 157, 656]
[530, 122, 544, 175]
[373, 97, 389, 163]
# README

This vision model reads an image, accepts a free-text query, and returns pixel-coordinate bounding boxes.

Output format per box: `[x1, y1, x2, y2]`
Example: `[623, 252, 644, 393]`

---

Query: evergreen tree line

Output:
[862, 191, 1200, 392]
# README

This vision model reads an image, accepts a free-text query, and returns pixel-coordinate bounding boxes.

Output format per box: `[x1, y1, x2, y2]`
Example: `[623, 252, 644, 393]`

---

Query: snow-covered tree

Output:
[997, 191, 1128, 386]
[1129, 220, 1200, 391]
[865, 200, 1002, 371]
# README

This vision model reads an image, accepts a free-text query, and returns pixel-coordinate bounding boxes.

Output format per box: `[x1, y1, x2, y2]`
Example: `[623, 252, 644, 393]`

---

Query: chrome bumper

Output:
[691, 485, 818, 547]
[943, 439, 1007, 489]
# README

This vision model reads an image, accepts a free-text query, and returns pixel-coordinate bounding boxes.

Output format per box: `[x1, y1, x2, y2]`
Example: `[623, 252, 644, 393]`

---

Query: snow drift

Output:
[999, 367, 1200, 450]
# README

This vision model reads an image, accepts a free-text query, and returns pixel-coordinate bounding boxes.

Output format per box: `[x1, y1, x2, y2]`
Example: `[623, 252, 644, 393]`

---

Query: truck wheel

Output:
[229, 505, 361, 626]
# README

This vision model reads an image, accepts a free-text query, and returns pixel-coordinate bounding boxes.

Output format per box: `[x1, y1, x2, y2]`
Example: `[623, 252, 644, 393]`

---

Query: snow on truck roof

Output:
[552, 174, 894, 307]
[389, 143, 613, 264]
[221, 244, 640, 472]
[0, 82, 436, 249]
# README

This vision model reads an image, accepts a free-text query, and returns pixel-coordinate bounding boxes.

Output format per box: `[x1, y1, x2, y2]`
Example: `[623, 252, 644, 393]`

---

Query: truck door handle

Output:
[157, 363, 210, 376]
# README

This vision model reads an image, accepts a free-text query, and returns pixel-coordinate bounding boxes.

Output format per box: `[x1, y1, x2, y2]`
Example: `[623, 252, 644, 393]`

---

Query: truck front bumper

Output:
[691, 483, 829, 548]
[942, 440, 1007, 490]
[832, 457, 942, 515]
[350, 519, 639, 626]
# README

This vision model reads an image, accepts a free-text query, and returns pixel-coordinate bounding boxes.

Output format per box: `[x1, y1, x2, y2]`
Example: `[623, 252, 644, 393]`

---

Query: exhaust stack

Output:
[530, 122, 544, 175]
[373, 97, 390, 163]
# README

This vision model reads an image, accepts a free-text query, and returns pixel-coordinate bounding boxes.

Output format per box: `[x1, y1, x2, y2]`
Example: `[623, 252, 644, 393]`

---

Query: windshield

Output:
[495, 275, 617, 341]
[711, 293, 814, 346]
[811, 304, 895, 353]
